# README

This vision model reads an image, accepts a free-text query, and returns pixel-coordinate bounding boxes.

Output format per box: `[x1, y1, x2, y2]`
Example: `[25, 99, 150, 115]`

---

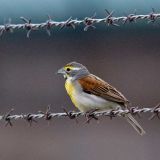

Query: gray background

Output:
[0, 0, 160, 160]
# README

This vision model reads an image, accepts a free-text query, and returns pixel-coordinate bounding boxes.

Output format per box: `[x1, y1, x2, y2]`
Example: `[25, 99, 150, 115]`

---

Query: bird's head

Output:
[57, 62, 90, 80]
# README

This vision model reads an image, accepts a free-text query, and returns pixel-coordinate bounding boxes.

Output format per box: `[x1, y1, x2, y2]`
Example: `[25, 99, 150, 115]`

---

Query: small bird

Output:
[57, 62, 145, 135]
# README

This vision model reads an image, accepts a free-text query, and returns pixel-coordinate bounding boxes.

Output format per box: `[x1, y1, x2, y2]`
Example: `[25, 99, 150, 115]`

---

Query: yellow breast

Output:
[65, 79, 78, 108]
[65, 79, 74, 96]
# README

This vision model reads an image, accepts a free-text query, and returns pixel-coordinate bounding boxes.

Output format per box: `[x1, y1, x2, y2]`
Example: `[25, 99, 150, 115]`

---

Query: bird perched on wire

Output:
[57, 62, 145, 135]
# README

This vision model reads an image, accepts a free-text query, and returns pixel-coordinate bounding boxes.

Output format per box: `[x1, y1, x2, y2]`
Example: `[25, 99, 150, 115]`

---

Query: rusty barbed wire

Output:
[1, 104, 160, 126]
[0, 8, 160, 38]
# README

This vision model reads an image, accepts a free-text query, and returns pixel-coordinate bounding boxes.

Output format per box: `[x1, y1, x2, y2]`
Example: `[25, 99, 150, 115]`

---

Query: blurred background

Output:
[0, 0, 160, 160]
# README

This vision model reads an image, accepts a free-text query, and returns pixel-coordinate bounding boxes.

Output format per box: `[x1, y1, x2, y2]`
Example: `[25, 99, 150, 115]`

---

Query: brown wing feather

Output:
[78, 74, 129, 106]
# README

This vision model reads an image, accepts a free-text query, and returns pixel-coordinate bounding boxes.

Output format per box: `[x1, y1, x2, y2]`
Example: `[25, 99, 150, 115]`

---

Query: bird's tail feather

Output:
[125, 113, 146, 136]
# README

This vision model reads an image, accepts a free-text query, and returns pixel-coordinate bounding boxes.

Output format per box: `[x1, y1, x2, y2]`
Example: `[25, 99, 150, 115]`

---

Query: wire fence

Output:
[1, 104, 160, 126]
[0, 9, 160, 38]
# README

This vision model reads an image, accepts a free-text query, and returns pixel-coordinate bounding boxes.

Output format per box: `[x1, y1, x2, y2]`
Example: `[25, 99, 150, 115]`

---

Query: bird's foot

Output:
[63, 108, 78, 123]
[108, 109, 117, 120]
[84, 108, 99, 124]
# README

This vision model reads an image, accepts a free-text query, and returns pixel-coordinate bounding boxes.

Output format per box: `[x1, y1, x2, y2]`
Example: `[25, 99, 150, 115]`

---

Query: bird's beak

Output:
[56, 68, 66, 75]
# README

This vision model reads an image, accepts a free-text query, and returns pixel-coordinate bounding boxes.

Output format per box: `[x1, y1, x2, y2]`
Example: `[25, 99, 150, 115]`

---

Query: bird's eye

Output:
[66, 68, 71, 72]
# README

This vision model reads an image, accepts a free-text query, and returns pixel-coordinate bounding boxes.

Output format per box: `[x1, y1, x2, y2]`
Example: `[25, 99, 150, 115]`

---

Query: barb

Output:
[104, 9, 119, 26]
[0, 105, 160, 126]
[123, 9, 137, 24]
[0, 9, 160, 37]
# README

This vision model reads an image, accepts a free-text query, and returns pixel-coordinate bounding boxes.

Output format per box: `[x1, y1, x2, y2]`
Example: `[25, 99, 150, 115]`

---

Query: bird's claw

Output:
[84, 109, 99, 124]
[63, 108, 78, 123]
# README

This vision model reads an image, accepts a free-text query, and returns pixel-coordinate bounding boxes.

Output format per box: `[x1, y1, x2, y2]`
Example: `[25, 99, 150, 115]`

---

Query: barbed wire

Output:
[0, 8, 160, 38]
[1, 104, 160, 126]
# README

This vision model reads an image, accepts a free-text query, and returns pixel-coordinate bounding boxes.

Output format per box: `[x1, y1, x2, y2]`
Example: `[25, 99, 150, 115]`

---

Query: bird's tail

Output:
[125, 113, 146, 136]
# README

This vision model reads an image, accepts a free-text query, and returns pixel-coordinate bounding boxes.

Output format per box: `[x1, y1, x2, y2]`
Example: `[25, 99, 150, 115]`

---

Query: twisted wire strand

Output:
[0, 9, 160, 37]
[1, 104, 160, 126]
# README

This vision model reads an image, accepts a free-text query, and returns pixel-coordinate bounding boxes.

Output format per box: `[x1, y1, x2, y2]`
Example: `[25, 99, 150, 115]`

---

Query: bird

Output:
[57, 61, 145, 135]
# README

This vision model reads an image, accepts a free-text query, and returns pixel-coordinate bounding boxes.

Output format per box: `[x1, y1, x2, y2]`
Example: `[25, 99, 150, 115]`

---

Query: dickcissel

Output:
[57, 62, 145, 135]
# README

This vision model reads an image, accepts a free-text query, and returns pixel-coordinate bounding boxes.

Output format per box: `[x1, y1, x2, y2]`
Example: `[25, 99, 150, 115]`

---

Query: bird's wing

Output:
[78, 74, 129, 106]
